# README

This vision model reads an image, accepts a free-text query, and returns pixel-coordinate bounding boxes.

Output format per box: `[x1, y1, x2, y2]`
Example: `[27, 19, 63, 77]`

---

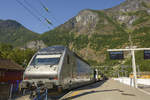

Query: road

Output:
[61, 79, 150, 100]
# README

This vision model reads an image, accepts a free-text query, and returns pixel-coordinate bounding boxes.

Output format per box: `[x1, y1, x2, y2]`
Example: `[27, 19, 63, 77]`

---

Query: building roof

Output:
[0, 59, 24, 70]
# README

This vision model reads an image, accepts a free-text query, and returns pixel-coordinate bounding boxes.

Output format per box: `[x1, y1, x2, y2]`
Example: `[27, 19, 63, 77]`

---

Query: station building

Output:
[0, 59, 24, 99]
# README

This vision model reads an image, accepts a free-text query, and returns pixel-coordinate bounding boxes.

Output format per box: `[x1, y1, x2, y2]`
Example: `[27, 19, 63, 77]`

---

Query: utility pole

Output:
[131, 49, 137, 88]
[128, 33, 137, 87]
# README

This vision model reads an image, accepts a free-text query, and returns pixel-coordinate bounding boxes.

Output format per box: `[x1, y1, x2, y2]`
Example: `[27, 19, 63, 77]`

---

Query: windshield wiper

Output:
[33, 64, 39, 69]
[33, 65, 36, 68]
[49, 64, 56, 67]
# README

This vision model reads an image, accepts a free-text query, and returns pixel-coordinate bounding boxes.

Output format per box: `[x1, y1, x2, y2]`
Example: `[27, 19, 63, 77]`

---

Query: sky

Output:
[0, 0, 125, 34]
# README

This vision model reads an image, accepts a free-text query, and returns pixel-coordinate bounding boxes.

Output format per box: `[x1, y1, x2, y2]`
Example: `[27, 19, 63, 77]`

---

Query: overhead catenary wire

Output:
[23, 0, 42, 17]
[37, 0, 61, 24]
[38, 0, 50, 13]
[24, 0, 52, 25]
[15, 0, 37, 65]
[24, 0, 53, 29]
[23, 0, 53, 27]
[15, 0, 51, 29]
[38, 0, 54, 25]
[16, 0, 41, 23]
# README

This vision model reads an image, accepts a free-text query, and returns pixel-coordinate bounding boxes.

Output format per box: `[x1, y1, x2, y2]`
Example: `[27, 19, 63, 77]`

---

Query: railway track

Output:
[15, 89, 69, 100]
[15, 80, 102, 100]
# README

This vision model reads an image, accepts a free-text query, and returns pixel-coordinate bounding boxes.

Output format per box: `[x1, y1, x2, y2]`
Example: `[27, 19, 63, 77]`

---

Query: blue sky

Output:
[0, 0, 125, 34]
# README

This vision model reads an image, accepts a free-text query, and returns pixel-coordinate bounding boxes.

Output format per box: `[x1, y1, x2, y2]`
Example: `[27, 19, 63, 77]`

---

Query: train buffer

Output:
[34, 89, 47, 100]
[16, 87, 48, 100]
[60, 79, 150, 100]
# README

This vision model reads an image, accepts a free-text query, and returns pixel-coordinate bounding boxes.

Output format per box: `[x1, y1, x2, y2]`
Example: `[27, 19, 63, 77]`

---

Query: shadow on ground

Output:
[62, 80, 136, 100]
[63, 88, 135, 100]
[76, 80, 108, 91]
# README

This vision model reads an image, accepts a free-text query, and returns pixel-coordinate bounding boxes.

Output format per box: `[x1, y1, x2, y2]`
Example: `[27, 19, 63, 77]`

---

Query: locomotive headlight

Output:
[24, 77, 28, 80]
[54, 67, 56, 71]
[54, 77, 58, 80]
[52, 65, 57, 71]
[49, 77, 58, 80]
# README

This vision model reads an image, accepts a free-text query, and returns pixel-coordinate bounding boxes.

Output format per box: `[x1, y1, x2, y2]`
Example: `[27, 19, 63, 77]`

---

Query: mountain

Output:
[106, 0, 150, 12]
[1, 0, 150, 74]
[40, 0, 150, 72]
[0, 20, 39, 46]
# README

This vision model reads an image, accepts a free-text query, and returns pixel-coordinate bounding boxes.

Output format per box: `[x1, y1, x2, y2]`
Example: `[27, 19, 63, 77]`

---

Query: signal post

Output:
[107, 47, 150, 88]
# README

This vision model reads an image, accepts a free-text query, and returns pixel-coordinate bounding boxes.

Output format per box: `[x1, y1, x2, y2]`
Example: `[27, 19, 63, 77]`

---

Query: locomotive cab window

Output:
[30, 54, 61, 66]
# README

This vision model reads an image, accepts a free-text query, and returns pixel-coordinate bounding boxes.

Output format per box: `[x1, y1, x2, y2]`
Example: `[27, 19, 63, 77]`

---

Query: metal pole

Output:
[9, 84, 13, 100]
[107, 47, 150, 88]
[131, 50, 137, 88]
[45, 89, 47, 100]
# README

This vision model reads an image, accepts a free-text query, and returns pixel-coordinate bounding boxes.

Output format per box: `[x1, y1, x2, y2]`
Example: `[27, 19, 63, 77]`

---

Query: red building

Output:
[0, 59, 24, 83]
[0, 59, 24, 99]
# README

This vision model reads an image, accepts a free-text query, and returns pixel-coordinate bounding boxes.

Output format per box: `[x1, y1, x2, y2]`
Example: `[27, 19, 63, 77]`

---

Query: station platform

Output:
[61, 79, 150, 100]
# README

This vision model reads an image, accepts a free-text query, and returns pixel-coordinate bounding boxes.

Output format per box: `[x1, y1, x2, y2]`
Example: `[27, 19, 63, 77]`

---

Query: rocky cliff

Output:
[40, 0, 150, 71]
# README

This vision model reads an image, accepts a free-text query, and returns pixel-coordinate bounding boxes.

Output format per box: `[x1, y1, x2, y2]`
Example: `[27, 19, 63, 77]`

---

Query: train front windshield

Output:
[30, 54, 61, 66]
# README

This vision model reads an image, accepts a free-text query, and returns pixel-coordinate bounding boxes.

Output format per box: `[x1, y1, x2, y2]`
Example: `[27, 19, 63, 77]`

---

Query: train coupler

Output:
[29, 82, 48, 100]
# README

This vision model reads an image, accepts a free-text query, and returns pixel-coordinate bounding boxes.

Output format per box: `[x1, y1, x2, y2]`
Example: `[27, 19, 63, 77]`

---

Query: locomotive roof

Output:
[37, 45, 66, 54]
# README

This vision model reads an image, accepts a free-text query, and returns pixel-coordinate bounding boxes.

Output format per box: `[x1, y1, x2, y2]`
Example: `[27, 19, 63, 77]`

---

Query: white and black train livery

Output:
[21, 46, 95, 91]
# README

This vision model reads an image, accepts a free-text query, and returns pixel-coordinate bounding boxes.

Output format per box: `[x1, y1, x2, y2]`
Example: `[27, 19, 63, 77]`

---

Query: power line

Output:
[37, 0, 60, 24]
[23, 0, 45, 20]
[23, 0, 52, 28]
[38, 0, 48, 12]
[15, 0, 51, 29]
[16, 0, 41, 22]
[23, 0, 42, 17]
[24, 0, 54, 28]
